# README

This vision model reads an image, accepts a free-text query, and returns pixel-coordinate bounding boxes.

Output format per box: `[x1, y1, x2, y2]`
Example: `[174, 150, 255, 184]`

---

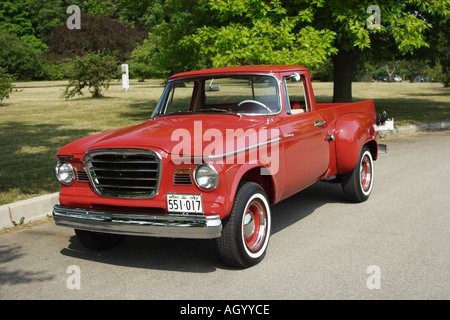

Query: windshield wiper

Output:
[198, 108, 242, 118]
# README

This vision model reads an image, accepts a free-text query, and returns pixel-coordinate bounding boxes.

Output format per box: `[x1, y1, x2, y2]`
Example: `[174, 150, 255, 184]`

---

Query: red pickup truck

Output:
[53, 65, 384, 268]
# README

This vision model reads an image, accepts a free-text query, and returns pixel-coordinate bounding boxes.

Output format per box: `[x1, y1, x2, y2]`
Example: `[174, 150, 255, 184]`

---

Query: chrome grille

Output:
[84, 149, 161, 199]
[75, 167, 89, 182]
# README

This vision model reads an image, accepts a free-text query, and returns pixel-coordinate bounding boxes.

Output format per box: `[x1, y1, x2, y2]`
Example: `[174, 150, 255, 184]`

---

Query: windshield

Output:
[153, 75, 281, 117]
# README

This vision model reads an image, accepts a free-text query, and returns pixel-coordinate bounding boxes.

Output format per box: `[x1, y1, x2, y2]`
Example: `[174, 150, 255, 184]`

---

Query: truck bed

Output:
[316, 100, 377, 123]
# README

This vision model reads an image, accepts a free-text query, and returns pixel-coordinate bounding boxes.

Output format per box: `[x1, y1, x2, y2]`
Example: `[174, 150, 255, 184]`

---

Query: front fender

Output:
[222, 162, 281, 219]
[335, 113, 378, 174]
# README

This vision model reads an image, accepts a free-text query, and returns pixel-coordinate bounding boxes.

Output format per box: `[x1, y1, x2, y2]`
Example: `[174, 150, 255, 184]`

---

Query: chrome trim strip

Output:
[56, 154, 74, 158]
[180, 137, 282, 160]
[53, 205, 222, 239]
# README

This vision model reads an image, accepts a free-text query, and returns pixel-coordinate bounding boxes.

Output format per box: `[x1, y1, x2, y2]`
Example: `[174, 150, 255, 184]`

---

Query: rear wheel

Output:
[217, 182, 271, 268]
[75, 229, 125, 250]
[341, 146, 374, 202]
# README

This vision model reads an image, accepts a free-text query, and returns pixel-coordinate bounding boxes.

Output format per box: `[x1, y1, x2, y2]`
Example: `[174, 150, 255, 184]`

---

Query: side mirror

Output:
[205, 85, 220, 92]
[288, 73, 301, 82]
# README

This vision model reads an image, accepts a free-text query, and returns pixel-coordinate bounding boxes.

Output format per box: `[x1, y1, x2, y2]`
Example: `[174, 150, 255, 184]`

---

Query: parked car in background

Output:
[376, 76, 389, 82]
[414, 75, 431, 83]
[391, 74, 402, 82]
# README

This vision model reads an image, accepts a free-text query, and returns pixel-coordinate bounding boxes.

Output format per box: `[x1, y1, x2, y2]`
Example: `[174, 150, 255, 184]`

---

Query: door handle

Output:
[314, 120, 326, 127]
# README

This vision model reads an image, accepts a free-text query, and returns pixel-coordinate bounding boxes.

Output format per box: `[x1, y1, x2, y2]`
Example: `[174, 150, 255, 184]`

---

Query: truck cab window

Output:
[284, 75, 309, 115]
[164, 81, 195, 114]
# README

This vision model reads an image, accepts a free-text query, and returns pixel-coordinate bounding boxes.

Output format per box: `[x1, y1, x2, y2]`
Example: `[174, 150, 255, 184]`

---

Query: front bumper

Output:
[53, 205, 222, 239]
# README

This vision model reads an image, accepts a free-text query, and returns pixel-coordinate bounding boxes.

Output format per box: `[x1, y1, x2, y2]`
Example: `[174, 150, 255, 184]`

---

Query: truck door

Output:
[278, 73, 330, 197]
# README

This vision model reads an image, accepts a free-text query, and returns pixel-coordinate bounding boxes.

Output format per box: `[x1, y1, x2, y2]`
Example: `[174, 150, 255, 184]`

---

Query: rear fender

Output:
[335, 113, 378, 175]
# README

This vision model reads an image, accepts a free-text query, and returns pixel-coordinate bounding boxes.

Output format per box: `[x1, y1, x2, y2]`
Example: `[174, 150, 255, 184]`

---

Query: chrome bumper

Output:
[53, 205, 222, 239]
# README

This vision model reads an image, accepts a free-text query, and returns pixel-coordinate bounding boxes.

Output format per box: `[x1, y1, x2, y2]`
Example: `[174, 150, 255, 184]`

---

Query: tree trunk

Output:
[385, 60, 399, 82]
[332, 48, 359, 103]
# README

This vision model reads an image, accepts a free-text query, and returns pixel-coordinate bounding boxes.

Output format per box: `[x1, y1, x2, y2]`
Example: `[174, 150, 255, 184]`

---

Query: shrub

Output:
[62, 52, 120, 99]
[46, 13, 147, 62]
[0, 68, 14, 103]
[0, 32, 43, 80]
[38, 60, 70, 81]
[128, 34, 165, 81]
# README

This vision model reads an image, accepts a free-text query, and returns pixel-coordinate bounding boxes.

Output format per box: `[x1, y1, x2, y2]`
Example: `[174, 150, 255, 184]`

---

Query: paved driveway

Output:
[1, 131, 449, 300]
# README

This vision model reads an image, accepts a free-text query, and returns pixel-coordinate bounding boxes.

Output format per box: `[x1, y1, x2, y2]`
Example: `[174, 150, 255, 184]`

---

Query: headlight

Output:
[55, 161, 75, 185]
[194, 164, 219, 190]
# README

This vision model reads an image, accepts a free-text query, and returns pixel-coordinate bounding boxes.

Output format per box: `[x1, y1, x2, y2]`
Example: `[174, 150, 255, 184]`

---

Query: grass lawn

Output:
[0, 79, 164, 205]
[313, 81, 450, 125]
[0, 79, 449, 205]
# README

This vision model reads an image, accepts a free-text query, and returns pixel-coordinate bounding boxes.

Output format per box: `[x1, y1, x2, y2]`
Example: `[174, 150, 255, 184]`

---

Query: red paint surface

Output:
[56, 66, 379, 220]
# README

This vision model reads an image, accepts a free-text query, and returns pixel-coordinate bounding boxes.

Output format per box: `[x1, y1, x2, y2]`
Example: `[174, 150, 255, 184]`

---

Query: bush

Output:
[0, 32, 43, 80]
[62, 52, 120, 99]
[128, 34, 165, 81]
[38, 60, 70, 81]
[46, 13, 147, 62]
[0, 68, 14, 104]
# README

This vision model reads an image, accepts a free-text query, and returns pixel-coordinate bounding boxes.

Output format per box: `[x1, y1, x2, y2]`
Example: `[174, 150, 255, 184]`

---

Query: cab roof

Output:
[169, 65, 309, 80]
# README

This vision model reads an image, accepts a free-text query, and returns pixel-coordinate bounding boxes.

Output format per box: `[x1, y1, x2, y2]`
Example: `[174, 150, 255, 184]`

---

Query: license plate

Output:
[167, 193, 203, 214]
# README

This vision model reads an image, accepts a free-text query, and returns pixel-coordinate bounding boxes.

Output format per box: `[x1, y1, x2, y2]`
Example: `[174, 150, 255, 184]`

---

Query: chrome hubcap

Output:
[243, 213, 255, 238]
[360, 154, 372, 192]
[242, 199, 267, 252]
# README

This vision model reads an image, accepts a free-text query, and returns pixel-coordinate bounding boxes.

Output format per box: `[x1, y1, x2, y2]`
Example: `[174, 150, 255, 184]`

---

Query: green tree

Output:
[183, 0, 337, 68]
[30, 0, 71, 39]
[150, 0, 214, 77]
[185, 0, 449, 102]
[298, 0, 449, 101]
[118, 0, 166, 29]
[62, 52, 120, 99]
[0, 68, 14, 104]
[46, 12, 147, 62]
[128, 33, 164, 81]
[406, 17, 450, 86]
[0, 0, 34, 36]
[0, 32, 43, 80]
[0, 0, 51, 50]
[81, 0, 122, 17]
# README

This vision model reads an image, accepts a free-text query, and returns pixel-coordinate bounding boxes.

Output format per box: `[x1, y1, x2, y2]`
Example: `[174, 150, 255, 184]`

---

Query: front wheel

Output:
[341, 146, 374, 202]
[217, 182, 271, 268]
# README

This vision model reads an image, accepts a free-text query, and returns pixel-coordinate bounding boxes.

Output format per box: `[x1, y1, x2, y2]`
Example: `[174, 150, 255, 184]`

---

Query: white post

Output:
[121, 64, 129, 91]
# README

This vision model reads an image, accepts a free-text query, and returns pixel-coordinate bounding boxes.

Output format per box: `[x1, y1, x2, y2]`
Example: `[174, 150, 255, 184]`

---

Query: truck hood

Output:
[57, 115, 278, 157]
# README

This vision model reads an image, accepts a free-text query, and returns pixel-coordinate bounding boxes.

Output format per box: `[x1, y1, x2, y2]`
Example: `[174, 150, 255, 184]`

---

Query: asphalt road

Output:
[1, 131, 449, 301]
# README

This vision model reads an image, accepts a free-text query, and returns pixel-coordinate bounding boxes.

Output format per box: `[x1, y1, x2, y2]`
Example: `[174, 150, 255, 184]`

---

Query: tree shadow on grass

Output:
[0, 121, 94, 203]
[118, 100, 159, 121]
[360, 97, 450, 124]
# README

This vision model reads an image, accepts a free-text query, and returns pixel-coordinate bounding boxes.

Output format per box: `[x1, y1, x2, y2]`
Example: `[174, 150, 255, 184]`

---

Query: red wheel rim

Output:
[242, 199, 267, 252]
[360, 154, 372, 192]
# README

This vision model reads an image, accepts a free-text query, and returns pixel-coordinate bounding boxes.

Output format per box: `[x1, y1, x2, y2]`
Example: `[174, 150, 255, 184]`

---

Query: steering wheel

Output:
[237, 100, 272, 113]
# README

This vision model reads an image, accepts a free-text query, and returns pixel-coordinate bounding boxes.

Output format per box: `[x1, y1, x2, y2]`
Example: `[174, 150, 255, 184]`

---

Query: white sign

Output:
[121, 64, 129, 91]
[376, 118, 395, 131]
